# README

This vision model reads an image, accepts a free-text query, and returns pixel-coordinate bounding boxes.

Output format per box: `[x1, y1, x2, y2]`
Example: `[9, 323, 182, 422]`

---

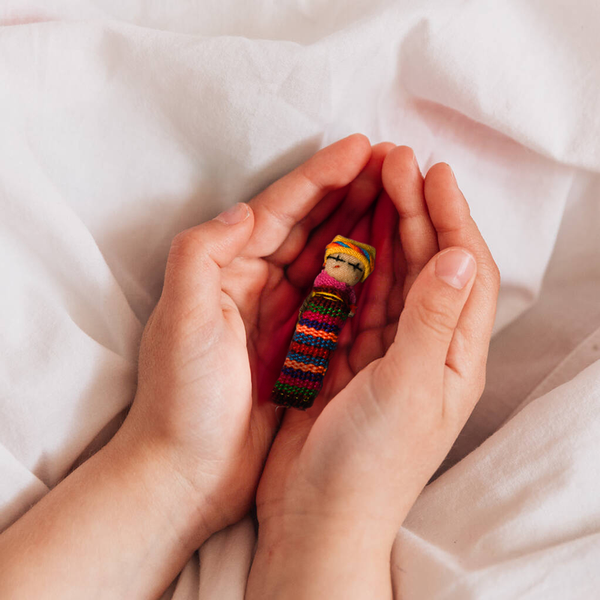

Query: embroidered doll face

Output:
[324, 252, 364, 286]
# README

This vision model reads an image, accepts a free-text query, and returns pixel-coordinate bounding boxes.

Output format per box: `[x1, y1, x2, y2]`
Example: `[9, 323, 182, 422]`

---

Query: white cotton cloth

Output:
[0, 1, 599, 598]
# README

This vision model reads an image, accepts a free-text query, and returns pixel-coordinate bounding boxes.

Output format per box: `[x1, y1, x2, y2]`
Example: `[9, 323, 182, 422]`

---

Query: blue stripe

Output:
[287, 352, 329, 367]
[292, 332, 338, 350]
[281, 367, 325, 383]
[332, 240, 372, 269]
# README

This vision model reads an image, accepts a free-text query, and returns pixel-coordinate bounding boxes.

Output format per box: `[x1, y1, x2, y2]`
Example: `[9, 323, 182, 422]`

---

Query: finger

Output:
[257, 142, 392, 333]
[357, 190, 398, 332]
[284, 142, 394, 289]
[346, 193, 398, 370]
[162, 203, 255, 320]
[386, 219, 407, 326]
[423, 164, 500, 392]
[265, 186, 349, 269]
[378, 247, 477, 398]
[334, 205, 375, 343]
[382, 146, 438, 299]
[245, 133, 372, 259]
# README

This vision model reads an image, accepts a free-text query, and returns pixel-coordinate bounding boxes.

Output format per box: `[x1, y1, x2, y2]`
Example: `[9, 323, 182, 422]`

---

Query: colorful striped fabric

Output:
[271, 285, 353, 410]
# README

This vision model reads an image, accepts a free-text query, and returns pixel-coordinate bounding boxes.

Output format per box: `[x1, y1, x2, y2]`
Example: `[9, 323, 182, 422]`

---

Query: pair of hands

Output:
[122, 135, 500, 571]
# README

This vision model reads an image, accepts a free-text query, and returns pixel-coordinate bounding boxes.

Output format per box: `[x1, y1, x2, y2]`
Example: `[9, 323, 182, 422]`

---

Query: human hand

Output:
[246, 147, 500, 598]
[118, 134, 398, 541]
[0, 135, 404, 600]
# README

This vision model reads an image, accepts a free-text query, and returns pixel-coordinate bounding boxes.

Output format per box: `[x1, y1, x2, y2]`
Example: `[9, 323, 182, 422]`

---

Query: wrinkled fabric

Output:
[0, 1, 599, 598]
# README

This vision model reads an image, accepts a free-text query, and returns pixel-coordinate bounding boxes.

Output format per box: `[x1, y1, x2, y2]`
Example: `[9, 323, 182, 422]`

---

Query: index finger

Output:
[423, 163, 501, 411]
[244, 133, 372, 258]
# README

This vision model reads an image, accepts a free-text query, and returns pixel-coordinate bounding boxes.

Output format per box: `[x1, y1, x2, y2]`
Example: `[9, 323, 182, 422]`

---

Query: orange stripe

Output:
[296, 325, 338, 340]
[284, 359, 327, 374]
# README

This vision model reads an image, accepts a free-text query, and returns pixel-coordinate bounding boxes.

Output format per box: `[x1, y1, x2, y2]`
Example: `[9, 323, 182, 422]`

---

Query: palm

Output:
[259, 191, 406, 413]
[220, 137, 397, 464]
[248, 194, 407, 477]
[254, 144, 439, 518]
[250, 190, 403, 406]
[320, 195, 405, 402]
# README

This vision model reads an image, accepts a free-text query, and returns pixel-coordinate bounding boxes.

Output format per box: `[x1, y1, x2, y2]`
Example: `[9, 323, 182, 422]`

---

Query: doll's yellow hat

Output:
[324, 235, 376, 282]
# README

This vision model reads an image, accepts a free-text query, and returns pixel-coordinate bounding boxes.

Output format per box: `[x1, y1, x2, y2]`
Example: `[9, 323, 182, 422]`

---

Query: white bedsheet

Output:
[1, 1, 599, 598]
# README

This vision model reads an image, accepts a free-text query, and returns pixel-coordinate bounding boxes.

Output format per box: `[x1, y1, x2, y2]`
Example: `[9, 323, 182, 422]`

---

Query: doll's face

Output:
[324, 252, 364, 286]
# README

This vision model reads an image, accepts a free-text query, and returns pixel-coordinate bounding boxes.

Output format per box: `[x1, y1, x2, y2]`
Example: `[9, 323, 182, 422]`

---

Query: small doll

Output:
[271, 235, 376, 410]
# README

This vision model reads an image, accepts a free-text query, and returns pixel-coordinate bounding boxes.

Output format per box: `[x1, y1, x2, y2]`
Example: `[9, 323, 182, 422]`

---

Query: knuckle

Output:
[413, 297, 456, 341]
[472, 239, 501, 289]
[168, 229, 214, 277]
[479, 257, 501, 295]
[169, 229, 204, 261]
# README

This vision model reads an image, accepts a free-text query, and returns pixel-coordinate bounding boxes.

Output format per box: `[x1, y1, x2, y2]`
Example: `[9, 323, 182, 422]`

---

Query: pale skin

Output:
[0, 135, 499, 599]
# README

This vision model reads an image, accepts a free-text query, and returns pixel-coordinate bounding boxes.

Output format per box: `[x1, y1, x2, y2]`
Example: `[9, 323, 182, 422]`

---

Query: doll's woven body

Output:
[271, 283, 353, 410]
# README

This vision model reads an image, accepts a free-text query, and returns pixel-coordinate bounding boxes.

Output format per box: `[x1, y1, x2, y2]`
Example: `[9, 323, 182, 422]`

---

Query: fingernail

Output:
[215, 202, 250, 225]
[435, 249, 475, 289]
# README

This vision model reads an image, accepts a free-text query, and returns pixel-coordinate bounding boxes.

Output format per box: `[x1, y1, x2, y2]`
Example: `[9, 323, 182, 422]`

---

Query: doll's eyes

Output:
[327, 255, 363, 272]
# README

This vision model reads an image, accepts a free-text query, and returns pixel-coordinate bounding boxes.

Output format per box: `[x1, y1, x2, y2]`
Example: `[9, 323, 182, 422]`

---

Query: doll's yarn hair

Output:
[323, 235, 376, 282]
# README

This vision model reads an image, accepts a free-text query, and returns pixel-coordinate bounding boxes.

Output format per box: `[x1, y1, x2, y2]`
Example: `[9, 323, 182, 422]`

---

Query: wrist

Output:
[247, 515, 394, 600]
[106, 420, 216, 550]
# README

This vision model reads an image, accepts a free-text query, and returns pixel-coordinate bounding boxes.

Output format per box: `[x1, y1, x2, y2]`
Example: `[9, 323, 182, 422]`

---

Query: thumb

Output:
[162, 202, 254, 318]
[386, 247, 477, 385]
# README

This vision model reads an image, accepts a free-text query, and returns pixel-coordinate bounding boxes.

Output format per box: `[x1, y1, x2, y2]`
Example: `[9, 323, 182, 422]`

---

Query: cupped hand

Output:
[253, 147, 501, 550]
[120, 134, 397, 536]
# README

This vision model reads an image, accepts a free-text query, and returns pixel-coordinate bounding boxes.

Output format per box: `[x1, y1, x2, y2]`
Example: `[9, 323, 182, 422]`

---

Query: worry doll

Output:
[271, 235, 376, 410]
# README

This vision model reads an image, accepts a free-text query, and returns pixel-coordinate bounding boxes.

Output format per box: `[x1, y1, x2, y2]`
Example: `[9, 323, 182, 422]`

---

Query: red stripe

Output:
[278, 373, 321, 390]
[290, 341, 330, 359]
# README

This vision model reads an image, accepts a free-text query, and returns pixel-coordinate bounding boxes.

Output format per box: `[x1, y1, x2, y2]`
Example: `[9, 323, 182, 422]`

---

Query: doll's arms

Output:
[246, 149, 500, 599]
